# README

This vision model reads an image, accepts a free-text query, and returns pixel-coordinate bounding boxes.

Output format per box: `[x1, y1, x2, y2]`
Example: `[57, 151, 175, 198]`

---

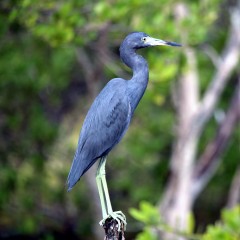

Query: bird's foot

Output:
[99, 211, 127, 231]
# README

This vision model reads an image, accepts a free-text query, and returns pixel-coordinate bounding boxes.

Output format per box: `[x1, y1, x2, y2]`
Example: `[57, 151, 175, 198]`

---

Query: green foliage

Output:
[0, 0, 238, 239]
[187, 211, 196, 235]
[9, 0, 90, 46]
[130, 201, 161, 226]
[0, 6, 75, 234]
[136, 228, 158, 240]
[130, 201, 160, 240]
[130, 203, 240, 240]
[130, 201, 197, 240]
[202, 206, 240, 240]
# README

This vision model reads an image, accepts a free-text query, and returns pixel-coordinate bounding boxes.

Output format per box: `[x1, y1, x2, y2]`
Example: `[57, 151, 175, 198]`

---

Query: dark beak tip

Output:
[166, 41, 182, 47]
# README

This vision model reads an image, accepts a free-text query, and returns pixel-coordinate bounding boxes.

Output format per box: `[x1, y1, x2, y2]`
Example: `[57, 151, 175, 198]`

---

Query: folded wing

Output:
[67, 79, 131, 190]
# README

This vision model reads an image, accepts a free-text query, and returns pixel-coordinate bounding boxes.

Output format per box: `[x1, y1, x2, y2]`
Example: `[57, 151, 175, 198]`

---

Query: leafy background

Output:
[0, 0, 239, 239]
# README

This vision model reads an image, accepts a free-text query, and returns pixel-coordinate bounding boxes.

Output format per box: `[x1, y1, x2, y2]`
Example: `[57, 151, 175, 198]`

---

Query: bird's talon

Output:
[99, 211, 127, 231]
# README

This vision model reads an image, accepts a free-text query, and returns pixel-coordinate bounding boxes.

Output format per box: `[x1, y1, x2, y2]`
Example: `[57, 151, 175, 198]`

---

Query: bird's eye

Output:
[142, 37, 147, 42]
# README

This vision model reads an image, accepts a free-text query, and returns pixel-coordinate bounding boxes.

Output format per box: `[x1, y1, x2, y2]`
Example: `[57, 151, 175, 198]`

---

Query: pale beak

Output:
[146, 36, 182, 47]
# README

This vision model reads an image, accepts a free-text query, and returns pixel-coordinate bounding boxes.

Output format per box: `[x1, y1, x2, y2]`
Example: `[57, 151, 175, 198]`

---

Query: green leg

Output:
[98, 157, 113, 214]
[96, 158, 108, 219]
[95, 156, 127, 231]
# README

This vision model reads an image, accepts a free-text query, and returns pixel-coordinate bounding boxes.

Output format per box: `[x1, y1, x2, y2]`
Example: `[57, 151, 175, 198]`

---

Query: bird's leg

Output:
[96, 156, 127, 231]
[96, 157, 108, 220]
[98, 157, 113, 214]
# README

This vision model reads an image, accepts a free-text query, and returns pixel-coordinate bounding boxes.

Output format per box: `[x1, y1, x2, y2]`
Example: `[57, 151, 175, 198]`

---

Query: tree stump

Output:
[103, 218, 125, 240]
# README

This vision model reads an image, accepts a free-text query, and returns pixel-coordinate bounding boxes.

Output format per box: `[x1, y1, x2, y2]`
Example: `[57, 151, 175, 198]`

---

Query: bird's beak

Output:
[146, 36, 182, 47]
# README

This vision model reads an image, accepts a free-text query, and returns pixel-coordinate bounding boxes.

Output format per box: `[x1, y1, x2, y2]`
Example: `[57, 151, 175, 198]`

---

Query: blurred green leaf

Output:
[129, 201, 161, 226]
[136, 227, 158, 240]
[0, 0, 238, 239]
[202, 206, 240, 240]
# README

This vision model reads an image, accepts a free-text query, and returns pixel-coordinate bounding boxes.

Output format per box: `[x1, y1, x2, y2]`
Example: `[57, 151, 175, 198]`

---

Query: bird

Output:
[67, 32, 181, 230]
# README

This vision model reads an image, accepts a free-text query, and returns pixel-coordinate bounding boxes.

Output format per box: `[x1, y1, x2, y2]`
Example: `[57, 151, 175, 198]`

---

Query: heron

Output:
[67, 32, 181, 231]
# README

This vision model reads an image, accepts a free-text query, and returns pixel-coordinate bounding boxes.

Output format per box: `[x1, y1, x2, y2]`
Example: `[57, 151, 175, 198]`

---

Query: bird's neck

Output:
[120, 48, 149, 111]
[120, 48, 149, 85]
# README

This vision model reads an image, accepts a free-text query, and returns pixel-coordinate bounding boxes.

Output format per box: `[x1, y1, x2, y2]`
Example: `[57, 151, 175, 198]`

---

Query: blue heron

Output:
[67, 32, 181, 230]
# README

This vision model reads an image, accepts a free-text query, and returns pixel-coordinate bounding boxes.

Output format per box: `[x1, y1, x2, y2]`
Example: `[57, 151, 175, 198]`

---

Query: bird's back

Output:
[67, 78, 132, 190]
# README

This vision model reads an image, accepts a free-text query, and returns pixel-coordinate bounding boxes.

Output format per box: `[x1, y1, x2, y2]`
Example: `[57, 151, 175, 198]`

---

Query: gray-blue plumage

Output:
[67, 32, 181, 191]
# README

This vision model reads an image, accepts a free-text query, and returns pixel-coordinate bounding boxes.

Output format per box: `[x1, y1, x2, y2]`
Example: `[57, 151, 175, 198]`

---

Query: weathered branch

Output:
[201, 45, 222, 68]
[160, 4, 199, 234]
[103, 218, 125, 240]
[193, 3, 240, 135]
[192, 82, 240, 199]
[227, 166, 240, 208]
[160, 2, 240, 239]
[170, 47, 199, 168]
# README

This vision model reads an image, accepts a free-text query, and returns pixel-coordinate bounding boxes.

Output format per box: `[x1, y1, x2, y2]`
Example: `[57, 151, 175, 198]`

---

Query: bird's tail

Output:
[66, 152, 85, 191]
[66, 151, 96, 191]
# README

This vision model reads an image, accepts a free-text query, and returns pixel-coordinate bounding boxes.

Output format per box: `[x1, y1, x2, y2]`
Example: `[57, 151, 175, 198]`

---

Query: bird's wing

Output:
[67, 79, 131, 190]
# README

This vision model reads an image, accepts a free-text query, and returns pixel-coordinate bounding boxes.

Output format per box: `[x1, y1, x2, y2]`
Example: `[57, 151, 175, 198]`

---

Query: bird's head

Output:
[121, 32, 182, 50]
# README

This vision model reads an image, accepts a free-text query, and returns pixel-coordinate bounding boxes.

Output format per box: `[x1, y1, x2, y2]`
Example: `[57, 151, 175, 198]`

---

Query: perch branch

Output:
[192, 82, 240, 199]
[193, 3, 240, 135]
[103, 218, 125, 240]
[227, 166, 240, 208]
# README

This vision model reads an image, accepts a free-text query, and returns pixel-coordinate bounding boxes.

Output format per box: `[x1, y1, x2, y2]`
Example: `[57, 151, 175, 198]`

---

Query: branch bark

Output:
[192, 82, 240, 200]
[103, 218, 125, 240]
[160, 46, 199, 235]
[159, 2, 240, 239]
[192, 3, 240, 136]
[227, 166, 240, 208]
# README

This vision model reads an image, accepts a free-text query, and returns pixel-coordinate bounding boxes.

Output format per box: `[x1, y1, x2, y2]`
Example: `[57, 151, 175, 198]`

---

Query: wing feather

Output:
[67, 79, 131, 190]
